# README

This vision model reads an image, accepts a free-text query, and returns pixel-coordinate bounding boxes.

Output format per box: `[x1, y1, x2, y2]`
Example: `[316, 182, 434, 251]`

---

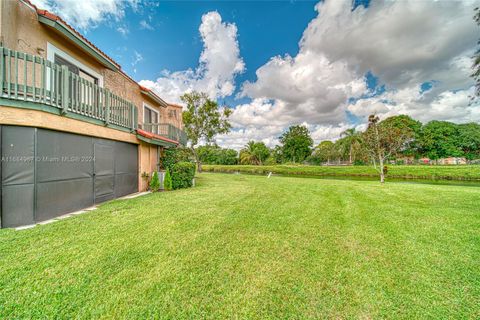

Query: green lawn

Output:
[203, 164, 480, 180]
[0, 174, 479, 319]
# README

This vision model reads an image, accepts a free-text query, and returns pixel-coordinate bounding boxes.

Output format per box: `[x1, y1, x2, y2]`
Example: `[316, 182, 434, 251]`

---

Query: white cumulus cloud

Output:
[240, 51, 366, 126]
[30, 0, 138, 30]
[218, 0, 478, 148]
[347, 86, 479, 124]
[302, 0, 477, 91]
[139, 11, 245, 104]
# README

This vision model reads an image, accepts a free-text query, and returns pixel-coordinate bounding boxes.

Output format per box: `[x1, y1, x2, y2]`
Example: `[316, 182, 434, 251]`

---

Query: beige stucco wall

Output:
[165, 105, 183, 129]
[0, 106, 137, 143]
[138, 141, 160, 191]
[0, 0, 19, 53]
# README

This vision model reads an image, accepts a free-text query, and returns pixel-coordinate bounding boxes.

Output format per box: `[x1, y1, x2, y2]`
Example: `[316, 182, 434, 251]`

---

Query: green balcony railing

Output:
[140, 123, 188, 146]
[0, 47, 137, 131]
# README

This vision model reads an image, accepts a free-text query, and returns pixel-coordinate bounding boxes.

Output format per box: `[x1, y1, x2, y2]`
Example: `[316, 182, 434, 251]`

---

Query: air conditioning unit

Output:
[157, 171, 166, 190]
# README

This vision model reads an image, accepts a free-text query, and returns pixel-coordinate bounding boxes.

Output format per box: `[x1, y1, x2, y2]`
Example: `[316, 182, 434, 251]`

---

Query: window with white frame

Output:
[143, 104, 160, 134]
[47, 42, 103, 88]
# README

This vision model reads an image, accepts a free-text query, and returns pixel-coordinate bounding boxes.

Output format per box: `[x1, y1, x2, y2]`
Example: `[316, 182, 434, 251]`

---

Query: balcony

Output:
[0, 47, 186, 145]
[0, 47, 137, 131]
[139, 123, 188, 146]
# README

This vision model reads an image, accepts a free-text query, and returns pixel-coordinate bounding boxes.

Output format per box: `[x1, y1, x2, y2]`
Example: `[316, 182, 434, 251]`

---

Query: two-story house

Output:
[0, 0, 186, 228]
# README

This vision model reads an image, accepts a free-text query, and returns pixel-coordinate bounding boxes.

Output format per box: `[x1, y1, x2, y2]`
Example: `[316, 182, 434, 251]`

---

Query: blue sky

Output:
[85, 0, 318, 106]
[32, 0, 478, 149]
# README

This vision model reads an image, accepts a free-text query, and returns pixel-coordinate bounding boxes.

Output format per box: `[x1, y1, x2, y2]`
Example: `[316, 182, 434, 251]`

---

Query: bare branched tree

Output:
[362, 115, 414, 183]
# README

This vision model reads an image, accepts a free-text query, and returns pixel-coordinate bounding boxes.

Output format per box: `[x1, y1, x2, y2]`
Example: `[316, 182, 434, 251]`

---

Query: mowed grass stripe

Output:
[0, 173, 478, 319]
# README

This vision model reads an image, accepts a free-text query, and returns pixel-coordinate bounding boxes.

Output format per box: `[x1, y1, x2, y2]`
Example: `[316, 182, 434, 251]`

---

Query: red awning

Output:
[137, 129, 179, 145]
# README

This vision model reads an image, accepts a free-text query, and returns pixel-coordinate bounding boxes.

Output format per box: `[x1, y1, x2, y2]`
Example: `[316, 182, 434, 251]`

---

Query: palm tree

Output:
[239, 141, 259, 165]
[340, 128, 361, 164]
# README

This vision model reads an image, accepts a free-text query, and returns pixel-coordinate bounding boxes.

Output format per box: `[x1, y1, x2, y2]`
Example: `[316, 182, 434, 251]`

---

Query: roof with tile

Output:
[137, 129, 179, 145]
[24, 0, 120, 69]
[168, 103, 184, 109]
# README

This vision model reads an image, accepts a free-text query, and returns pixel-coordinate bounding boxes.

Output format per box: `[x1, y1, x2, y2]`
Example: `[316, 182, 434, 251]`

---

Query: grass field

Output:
[203, 164, 480, 180]
[0, 173, 479, 318]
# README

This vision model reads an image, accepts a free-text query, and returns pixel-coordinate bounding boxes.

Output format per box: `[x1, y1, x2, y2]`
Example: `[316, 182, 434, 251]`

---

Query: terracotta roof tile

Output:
[168, 103, 184, 109]
[152, 134, 179, 145]
[137, 129, 154, 139]
[139, 85, 167, 106]
[137, 129, 179, 145]
[33, 7, 120, 69]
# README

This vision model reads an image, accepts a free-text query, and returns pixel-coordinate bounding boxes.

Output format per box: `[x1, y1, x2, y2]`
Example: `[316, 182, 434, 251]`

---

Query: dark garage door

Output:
[0, 126, 138, 228]
[94, 141, 115, 204]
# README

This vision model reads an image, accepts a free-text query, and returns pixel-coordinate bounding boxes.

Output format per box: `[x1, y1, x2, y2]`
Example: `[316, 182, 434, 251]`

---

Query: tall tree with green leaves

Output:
[181, 91, 232, 172]
[458, 122, 480, 160]
[196, 145, 238, 165]
[271, 145, 284, 164]
[252, 142, 270, 165]
[279, 125, 313, 163]
[379, 115, 422, 157]
[418, 121, 463, 160]
[311, 140, 337, 164]
[362, 115, 414, 183]
[473, 7, 480, 98]
[217, 149, 239, 165]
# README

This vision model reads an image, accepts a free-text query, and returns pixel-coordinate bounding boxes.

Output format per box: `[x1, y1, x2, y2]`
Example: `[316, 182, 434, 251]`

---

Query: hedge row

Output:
[202, 164, 480, 180]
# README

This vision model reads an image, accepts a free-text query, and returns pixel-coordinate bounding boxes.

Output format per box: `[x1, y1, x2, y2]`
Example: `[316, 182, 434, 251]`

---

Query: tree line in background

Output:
[178, 9, 480, 181]
[180, 88, 480, 180]
[192, 115, 480, 170]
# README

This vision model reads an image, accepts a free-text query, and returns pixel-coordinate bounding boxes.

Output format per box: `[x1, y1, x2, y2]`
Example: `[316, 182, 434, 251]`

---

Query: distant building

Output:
[419, 158, 431, 164]
[394, 156, 415, 165]
[438, 157, 467, 165]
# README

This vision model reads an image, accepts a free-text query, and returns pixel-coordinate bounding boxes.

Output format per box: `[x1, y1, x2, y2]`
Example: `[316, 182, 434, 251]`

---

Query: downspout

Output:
[0, 0, 4, 47]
